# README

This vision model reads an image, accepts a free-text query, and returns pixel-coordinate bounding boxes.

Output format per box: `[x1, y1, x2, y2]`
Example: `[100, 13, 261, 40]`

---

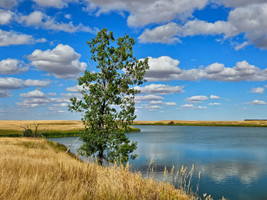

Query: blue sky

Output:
[0, 0, 267, 121]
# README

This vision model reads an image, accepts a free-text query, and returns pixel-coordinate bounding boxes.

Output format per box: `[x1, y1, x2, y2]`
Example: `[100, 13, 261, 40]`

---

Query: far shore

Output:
[0, 120, 139, 137]
[133, 120, 267, 127]
[0, 119, 266, 137]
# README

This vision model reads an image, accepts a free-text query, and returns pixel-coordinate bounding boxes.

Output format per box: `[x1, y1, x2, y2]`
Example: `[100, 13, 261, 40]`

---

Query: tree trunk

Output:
[98, 151, 104, 165]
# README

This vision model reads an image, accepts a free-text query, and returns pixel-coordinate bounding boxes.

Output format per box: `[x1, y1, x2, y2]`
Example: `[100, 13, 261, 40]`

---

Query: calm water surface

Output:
[49, 125, 267, 200]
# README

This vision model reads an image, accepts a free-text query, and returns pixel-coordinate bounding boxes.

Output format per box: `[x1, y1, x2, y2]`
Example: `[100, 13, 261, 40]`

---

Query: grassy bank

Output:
[0, 129, 83, 138]
[0, 120, 83, 137]
[0, 137, 203, 200]
[133, 120, 267, 127]
[0, 120, 140, 137]
[127, 126, 141, 132]
[2, 119, 266, 137]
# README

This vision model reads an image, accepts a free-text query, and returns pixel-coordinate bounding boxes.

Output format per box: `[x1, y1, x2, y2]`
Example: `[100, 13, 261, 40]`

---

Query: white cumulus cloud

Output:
[210, 95, 221, 99]
[0, 77, 51, 98]
[0, 59, 28, 74]
[17, 91, 70, 108]
[0, 77, 24, 89]
[0, 29, 46, 46]
[181, 104, 194, 108]
[0, 9, 13, 25]
[180, 104, 207, 109]
[139, 23, 181, 44]
[0, 0, 18, 9]
[148, 105, 162, 110]
[135, 84, 184, 95]
[149, 100, 176, 106]
[28, 44, 87, 79]
[214, 0, 267, 8]
[138, 3, 267, 49]
[143, 56, 267, 82]
[182, 19, 238, 37]
[17, 11, 97, 33]
[186, 95, 208, 103]
[20, 90, 46, 98]
[163, 102, 177, 106]
[135, 95, 164, 102]
[83, 0, 208, 27]
[0, 77, 51, 89]
[65, 85, 85, 92]
[194, 106, 207, 110]
[143, 56, 182, 81]
[247, 100, 266, 105]
[32, 0, 76, 9]
[24, 79, 50, 87]
[251, 87, 264, 94]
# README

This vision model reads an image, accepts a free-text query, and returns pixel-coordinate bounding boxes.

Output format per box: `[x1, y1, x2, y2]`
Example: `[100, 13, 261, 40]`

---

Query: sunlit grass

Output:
[134, 120, 267, 127]
[0, 121, 140, 137]
[0, 129, 82, 137]
[0, 137, 221, 200]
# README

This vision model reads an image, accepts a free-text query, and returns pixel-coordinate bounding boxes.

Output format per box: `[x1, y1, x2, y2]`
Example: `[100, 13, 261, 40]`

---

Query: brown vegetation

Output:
[0, 120, 84, 137]
[1, 119, 266, 135]
[133, 120, 267, 127]
[0, 137, 204, 200]
[0, 120, 83, 132]
[0, 121, 139, 137]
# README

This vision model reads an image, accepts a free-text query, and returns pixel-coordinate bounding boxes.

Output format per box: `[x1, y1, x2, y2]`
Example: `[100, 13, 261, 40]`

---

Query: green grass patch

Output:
[42, 129, 83, 138]
[47, 140, 67, 152]
[0, 129, 83, 138]
[153, 122, 165, 125]
[0, 130, 22, 137]
[47, 140, 81, 160]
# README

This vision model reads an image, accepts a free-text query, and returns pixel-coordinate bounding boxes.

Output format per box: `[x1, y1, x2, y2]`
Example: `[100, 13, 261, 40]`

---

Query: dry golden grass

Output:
[134, 120, 267, 126]
[0, 120, 84, 132]
[1, 119, 266, 135]
[0, 137, 201, 200]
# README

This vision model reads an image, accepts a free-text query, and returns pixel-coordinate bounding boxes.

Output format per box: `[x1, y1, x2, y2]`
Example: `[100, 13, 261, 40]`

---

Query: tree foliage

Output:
[69, 28, 149, 165]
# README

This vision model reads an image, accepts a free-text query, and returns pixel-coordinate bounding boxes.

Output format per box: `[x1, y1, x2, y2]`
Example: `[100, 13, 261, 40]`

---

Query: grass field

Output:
[0, 137, 208, 200]
[1, 119, 265, 137]
[0, 120, 84, 137]
[0, 120, 84, 132]
[133, 120, 267, 127]
[0, 120, 140, 137]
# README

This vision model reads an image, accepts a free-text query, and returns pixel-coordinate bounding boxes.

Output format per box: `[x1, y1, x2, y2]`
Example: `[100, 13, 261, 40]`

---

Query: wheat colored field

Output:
[133, 120, 267, 126]
[0, 137, 204, 200]
[1, 120, 267, 133]
[0, 120, 84, 132]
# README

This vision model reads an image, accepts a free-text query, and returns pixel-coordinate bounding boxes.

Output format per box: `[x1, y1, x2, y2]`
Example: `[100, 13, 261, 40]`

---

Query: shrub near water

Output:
[0, 137, 201, 200]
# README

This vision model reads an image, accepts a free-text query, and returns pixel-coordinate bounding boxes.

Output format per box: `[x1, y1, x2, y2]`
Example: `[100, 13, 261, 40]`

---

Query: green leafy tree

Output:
[69, 28, 149, 165]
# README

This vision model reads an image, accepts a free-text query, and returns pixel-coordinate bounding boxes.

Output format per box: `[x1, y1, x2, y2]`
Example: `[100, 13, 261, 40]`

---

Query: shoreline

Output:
[0, 137, 198, 200]
[0, 120, 140, 137]
[1, 119, 267, 137]
[133, 120, 267, 127]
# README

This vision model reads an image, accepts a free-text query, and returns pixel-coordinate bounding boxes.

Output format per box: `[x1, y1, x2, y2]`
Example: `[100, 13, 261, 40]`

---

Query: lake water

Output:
[49, 125, 267, 200]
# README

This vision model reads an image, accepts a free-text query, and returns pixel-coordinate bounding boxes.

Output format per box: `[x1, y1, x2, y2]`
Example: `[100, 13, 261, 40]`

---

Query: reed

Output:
[145, 161, 203, 199]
